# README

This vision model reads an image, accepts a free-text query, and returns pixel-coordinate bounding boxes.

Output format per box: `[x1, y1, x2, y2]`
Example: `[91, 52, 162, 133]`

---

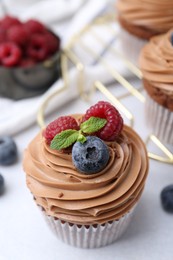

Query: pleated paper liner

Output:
[38, 205, 135, 248]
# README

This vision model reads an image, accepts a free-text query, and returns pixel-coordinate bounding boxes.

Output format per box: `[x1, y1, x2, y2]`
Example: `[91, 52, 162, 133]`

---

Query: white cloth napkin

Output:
[0, 0, 121, 136]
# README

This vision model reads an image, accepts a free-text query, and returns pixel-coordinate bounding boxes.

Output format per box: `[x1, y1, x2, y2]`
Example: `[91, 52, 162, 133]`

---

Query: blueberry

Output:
[0, 136, 18, 166]
[170, 33, 173, 46]
[160, 184, 173, 213]
[72, 136, 110, 174]
[0, 174, 5, 195]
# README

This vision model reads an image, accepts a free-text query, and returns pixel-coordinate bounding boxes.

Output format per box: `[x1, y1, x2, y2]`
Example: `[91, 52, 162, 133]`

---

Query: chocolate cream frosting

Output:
[117, 0, 173, 33]
[23, 115, 149, 225]
[139, 30, 173, 110]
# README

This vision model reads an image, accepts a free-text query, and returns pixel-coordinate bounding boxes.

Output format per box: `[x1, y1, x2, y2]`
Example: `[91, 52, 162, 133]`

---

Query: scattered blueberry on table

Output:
[160, 184, 173, 213]
[170, 33, 173, 46]
[0, 136, 18, 166]
[0, 174, 5, 195]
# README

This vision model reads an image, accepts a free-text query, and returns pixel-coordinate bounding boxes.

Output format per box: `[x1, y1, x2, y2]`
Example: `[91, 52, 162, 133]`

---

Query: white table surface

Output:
[0, 89, 173, 260]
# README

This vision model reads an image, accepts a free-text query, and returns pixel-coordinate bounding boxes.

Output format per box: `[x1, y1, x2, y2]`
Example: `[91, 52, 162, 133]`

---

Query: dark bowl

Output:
[0, 40, 61, 100]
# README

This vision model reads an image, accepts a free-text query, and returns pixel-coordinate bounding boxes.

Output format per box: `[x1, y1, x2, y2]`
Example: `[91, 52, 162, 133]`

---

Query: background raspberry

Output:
[0, 15, 60, 68]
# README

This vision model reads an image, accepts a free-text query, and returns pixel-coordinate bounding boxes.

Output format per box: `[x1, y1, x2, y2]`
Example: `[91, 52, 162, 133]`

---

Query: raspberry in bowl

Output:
[0, 15, 61, 100]
[23, 101, 149, 248]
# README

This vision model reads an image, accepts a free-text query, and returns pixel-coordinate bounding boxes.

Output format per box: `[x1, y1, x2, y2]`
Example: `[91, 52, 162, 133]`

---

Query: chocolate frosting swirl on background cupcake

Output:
[117, 0, 173, 33]
[24, 115, 149, 225]
[139, 30, 173, 110]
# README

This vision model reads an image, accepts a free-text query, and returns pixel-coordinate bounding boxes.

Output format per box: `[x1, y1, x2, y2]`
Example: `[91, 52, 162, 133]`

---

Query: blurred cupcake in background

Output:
[139, 30, 173, 144]
[116, 0, 173, 65]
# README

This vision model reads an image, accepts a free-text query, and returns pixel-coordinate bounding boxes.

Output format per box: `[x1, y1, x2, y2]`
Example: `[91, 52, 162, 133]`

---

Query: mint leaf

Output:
[77, 131, 86, 143]
[50, 129, 79, 150]
[80, 117, 107, 134]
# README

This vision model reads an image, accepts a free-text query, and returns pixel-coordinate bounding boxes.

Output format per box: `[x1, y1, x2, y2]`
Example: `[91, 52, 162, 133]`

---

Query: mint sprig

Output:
[50, 116, 107, 150]
[50, 129, 79, 150]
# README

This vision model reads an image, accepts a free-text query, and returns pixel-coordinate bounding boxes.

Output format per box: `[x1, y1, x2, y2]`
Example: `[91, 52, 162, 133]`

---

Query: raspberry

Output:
[7, 25, 29, 47]
[19, 57, 36, 68]
[24, 19, 46, 34]
[44, 32, 60, 54]
[0, 28, 6, 43]
[0, 15, 21, 30]
[82, 101, 123, 141]
[0, 16, 60, 67]
[27, 34, 49, 61]
[43, 116, 79, 143]
[0, 42, 22, 67]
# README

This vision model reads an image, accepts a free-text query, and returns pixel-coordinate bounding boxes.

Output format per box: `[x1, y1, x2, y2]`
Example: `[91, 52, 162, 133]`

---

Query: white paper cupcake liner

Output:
[146, 94, 173, 144]
[40, 207, 135, 248]
[118, 27, 147, 66]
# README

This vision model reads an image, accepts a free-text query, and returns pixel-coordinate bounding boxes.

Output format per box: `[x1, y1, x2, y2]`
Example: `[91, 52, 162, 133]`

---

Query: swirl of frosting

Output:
[117, 0, 173, 33]
[139, 30, 173, 110]
[23, 115, 149, 225]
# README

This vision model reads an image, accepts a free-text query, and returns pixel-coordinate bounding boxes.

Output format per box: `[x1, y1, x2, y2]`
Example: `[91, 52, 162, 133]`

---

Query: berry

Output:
[44, 32, 60, 54]
[0, 174, 5, 195]
[0, 15, 21, 30]
[0, 136, 18, 165]
[27, 34, 49, 61]
[82, 101, 123, 141]
[170, 33, 173, 46]
[161, 185, 173, 213]
[0, 15, 60, 67]
[19, 57, 36, 68]
[0, 42, 22, 67]
[0, 16, 60, 67]
[0, 28, 6, 43]
[7, 25, 29, 47]
[72, 136, 110, 174]
[43, 116, 79, 143]
[24, 19, 46, 34]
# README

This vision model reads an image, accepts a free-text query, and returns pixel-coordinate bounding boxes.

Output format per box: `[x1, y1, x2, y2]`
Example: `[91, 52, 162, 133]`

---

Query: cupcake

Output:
[139, 30, 173, 144]
[116, 0, 173, 64]
[23, 101, 149, 248]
